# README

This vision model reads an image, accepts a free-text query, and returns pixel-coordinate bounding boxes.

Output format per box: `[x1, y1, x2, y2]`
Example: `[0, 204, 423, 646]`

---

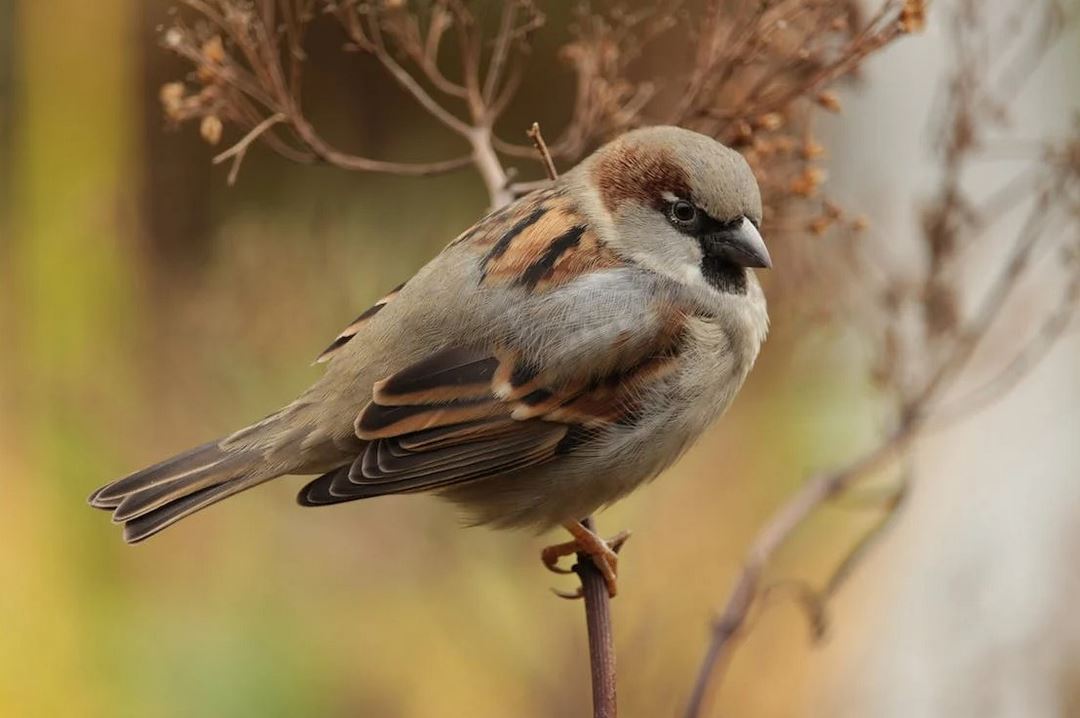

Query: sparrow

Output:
[88, 125, 771, 596]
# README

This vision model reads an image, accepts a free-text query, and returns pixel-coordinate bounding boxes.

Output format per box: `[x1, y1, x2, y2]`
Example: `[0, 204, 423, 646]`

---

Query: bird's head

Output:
[578, 125, 770, 294]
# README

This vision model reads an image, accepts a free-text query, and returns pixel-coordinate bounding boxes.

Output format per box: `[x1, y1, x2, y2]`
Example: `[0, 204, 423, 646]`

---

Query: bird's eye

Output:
[669, 200, 698, 226]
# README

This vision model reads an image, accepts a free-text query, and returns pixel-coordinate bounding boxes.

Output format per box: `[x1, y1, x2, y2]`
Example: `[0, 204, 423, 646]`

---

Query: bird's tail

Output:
[88, 439, 271, 543]
[88, 405, 339, 543]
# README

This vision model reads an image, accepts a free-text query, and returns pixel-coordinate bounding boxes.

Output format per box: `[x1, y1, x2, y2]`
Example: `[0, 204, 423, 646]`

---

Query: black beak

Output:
[702, 217, 772, 269]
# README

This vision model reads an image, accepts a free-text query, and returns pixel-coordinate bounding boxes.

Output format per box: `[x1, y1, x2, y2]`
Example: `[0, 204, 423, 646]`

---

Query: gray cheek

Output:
[616, 206, 702, 278]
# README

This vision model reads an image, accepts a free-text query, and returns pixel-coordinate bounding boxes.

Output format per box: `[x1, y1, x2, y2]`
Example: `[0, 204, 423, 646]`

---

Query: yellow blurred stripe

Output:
[4, 1, 136, 716]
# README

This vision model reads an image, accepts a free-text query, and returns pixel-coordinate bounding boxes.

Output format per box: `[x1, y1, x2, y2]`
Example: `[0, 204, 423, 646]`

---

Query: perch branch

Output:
[575, 516, 619, 718]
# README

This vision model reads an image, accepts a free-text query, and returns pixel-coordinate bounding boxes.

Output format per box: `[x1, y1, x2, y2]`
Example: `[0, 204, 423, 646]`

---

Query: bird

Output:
[88, 125, 771, 596]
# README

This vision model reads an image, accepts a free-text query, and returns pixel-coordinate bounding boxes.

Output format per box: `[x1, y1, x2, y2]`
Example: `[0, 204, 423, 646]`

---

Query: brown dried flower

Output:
[899, 0, 927, 33]
[200, 115, 224, 145]
[815, 91, 843, 113]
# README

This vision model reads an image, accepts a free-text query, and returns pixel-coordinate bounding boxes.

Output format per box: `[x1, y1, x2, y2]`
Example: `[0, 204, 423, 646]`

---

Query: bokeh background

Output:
[2, 1, 1079, 716]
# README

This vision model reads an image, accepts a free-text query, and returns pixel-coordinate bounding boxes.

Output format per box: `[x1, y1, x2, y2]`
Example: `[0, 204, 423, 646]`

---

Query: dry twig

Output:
[575, 516, 619, 718]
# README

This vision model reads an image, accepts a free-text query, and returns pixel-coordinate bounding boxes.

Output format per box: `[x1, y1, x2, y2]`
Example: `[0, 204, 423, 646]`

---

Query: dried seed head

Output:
[163, 27, 184, 49]
[773, 135, 797, 153]
[801, 138, 826, 159]
[816, 91, 842, 113]
[808, 216, 833, 235]
[732, 120, 754, 145]
[899, 0, 927, 34]
[197, 36, 226, 82]
[200, 115, 223, 145]
[754, 112, 784, 131]
[790, 167, 827, 197]
[159, 82, 186, 119]
[201, 36, 225, 64]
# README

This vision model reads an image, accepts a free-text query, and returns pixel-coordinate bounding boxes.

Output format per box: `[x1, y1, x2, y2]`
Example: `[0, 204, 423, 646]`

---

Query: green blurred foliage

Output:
[0, 2, 886, 716]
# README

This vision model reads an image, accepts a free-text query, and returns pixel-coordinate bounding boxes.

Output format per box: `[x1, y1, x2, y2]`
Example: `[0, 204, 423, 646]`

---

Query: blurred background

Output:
[1, 1, 1078, 716]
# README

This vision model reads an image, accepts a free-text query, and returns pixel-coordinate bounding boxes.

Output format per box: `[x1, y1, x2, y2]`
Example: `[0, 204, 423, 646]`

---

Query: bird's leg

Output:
[541, 520, 631, 598]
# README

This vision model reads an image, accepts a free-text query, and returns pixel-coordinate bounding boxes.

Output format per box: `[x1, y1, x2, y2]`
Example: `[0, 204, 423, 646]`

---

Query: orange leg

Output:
[541, 521, 631, 598]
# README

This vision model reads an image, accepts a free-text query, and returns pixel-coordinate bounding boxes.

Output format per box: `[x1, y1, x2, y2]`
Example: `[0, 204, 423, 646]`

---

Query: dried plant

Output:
[155, 1, 1080, 716]
[684, 1, 1080, 715]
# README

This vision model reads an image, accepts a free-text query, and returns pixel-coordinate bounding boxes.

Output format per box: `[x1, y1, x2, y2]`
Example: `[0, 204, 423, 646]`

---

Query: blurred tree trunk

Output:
[5, 0, 138, 712]
[0, 0, 13, 227]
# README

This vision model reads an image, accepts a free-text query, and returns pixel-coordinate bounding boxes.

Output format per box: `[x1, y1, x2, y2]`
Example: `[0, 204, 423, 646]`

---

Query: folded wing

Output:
[298, 325, 686, 505]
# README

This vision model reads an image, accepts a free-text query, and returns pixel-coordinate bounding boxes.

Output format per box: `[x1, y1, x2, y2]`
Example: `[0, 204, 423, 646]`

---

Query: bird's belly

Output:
[439, 403, 711, 531]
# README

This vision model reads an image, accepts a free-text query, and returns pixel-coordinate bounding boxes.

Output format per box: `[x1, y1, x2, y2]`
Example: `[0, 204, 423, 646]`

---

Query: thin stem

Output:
[213, 112, 288, 184]
[526, 122, 558, 181]
[576, 516, 618, 718]
[682, 427, 917, 718]
[289, 109, 472, 174]
[469, 126, 513, 209]
[483, 1, 517, 104]
[906, 184, 1055, 415]
[364, 11, 474, 137]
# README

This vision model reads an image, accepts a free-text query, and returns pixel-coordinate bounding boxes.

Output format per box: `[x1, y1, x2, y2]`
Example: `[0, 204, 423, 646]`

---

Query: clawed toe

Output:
[541, 539, 582, 575]
[540, 522, 631, 598]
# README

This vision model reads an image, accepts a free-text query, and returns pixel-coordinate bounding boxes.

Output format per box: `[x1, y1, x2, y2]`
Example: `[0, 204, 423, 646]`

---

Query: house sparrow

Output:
[88, 125, 770, 595]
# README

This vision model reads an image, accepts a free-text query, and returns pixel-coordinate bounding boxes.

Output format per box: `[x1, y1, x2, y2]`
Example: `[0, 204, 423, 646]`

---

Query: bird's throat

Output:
[700, 254, 748, 294]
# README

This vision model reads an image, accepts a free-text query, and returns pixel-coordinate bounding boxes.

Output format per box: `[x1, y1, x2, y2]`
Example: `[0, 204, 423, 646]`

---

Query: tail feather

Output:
[121, 479, 261, 544]
[111, 454, 250, 522]
[89, 439, 268, 543]
[89, 441, 227, 506]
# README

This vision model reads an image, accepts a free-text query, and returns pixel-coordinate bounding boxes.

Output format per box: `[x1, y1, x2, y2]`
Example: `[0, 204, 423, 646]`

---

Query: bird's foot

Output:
[541, 521, 631, 598]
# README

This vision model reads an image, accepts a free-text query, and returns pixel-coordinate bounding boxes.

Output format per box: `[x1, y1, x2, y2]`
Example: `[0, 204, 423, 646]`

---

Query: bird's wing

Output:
[299, 316, 687, 504]
[314, 283, 405, 364]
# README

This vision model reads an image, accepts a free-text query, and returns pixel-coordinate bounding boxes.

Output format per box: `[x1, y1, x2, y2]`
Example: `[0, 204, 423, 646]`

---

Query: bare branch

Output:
[163, 2, 476, 179]
[683, 426, 917, 718]
[526, 122, 558, 182]
[407, 2, 469, 97]
[290, 114, 473, 174]
[483, 1, 518, 105]
[338, 4, 473, 137]
[575, 516, 619, 718]
[933, 268, 1080, 426]
[212, 111, 288, 184]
